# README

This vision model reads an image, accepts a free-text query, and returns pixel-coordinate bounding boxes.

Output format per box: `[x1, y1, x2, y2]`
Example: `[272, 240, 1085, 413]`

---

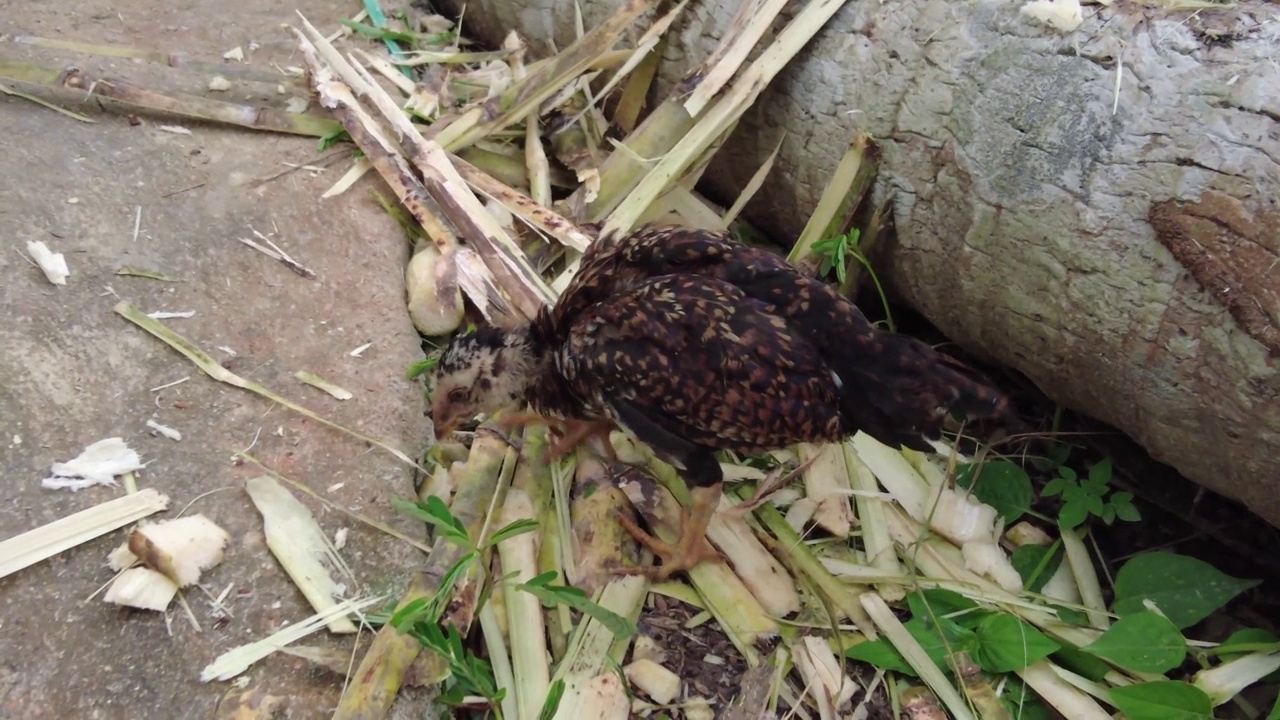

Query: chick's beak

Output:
[431, 401, 459, 441]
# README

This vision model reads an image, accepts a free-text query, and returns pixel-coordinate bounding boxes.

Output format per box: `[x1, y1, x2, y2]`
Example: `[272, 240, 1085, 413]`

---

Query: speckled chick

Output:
[428, 224, 1018, 578]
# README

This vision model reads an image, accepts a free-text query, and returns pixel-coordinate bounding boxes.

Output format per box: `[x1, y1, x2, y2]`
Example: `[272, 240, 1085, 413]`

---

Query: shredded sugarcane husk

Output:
[200, 595, 382, 682]
[0, 488, 170, 579]
[124, 514, 230, 587]
[245, 476, 359, 634]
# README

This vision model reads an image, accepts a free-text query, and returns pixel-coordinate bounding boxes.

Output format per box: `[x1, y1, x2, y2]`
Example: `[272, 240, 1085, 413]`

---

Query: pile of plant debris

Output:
[4, 1, 1277, 718]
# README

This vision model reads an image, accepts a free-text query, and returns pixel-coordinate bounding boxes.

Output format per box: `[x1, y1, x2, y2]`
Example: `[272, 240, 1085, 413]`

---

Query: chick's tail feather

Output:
[832, 332, 1020, 452]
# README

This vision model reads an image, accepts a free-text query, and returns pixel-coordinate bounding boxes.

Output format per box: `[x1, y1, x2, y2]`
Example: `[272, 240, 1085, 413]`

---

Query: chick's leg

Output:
[545, 419, 619, 462]
[495, 411, 552, 433]
[615, 483, 723, 580]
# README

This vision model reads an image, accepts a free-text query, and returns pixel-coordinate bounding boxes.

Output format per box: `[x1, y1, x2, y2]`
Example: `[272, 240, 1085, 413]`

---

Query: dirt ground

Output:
[1, 2, 433, 717]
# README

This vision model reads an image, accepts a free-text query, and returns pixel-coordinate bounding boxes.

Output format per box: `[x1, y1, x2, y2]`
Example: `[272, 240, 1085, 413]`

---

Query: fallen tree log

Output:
[436, 0, 1280, 527]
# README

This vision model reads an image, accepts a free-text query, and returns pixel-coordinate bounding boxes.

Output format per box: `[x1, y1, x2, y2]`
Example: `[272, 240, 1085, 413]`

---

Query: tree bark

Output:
[435, 0, 1280, 526]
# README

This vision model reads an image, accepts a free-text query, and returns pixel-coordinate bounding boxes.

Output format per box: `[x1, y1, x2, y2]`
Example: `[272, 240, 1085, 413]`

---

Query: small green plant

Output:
[405, 620, 506, 709]
[517, 572, 637, 639]
[338, 18, 419, 42]
[811, 229, 859, 285]
[388, 495, 633, 715]
[1042, 458, 1140, 530]
[850, 554, 1262, 720]
[317, 127, 351, 152]
[810, 228, 896, 330]
[406, 353, 440, 382]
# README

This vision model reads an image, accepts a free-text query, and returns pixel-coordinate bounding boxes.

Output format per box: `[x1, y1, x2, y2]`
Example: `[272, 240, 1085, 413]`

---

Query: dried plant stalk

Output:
[0, 62, 339, 137]
[603, 0, 852, 236]
[431, 0, 660, 152]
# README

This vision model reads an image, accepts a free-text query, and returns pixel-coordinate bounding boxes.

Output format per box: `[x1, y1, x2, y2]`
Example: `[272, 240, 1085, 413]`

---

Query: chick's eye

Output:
[447, 388, 468, 402]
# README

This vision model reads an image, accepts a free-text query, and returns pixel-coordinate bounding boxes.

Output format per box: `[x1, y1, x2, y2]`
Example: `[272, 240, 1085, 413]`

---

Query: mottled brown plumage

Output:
[429, 224, 1018, 578]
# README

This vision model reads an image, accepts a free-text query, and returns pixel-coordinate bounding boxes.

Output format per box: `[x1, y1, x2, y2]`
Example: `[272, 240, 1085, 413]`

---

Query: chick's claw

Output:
[612, 486, 724, 580]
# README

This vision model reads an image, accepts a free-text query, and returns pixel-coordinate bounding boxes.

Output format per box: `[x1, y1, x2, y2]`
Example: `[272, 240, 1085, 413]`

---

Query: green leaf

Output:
[999, 676, 1052, 720]
[411, 551, 478, 625]
[845, 614, 979, 676]
[1108, 681, 1213, 720]
[487, 518, 540, 547]
[1214, 628, 1280, 662]
[516, 572, 636, 640]
[317, 127, 351, 152]
[909, 589, 981, 628]
[1041, 476, 1067, 497]
[338, 18, 418, 42]
[393, 496, 472, 548]
[1086, 457, 1112, 490]
[1100, 504, 1117, 524]
[538, 679, 566, 720]
[1113, 552, 1260, 629]
[406, 356, 439, 380]
[972, 613, 1060, 672]
[1111, 493, 1142, 522]
[1084, 492, 1105, 517]
[1058, 466, 1078, 482]
[1050, 604, 1092, 628]
[845, 637, 916, 676]
[437, 683, 467, 707]
[1058, 501, 1088, 530]
[955, 460, 1033, 522]
[389, 597, 431, 630]
[1011, 543, 1064, 594]
[1081, 611, 1187, 673]
[1053, 644, 1112, 682]
[912, 615, 980, 670]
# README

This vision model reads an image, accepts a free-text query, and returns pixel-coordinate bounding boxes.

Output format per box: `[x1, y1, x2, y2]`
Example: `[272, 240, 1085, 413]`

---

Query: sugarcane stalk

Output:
[551, 576, 648, 720]
[498, 489, 551, 719]
[450, 154, 593, 252]
[748, 497, 875, 635]
[569, 454, 639, 594]
[601, 0, 853, 235]
[582, 0, 791, 219]
[477, 599, 519, 720]
[788, 132, 876, 275]
[707, 494, 801, 618]
[722, 133, 786, 225]
[862, 592, 975, 720]
[799, 443, 854, 538]
[332, 425, 510, 720]
[6, 35, 298, 83]
[293, 18, 553, 325]
[1060, 526, 1110, 630]
[0, 61, 340, 137]
[845, 442, 906, 602]
[431, 0, 659, 152]
[512, 426, 572, 661]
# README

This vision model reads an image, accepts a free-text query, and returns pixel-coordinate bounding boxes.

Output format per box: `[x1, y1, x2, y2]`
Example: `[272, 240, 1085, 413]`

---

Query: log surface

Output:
[438, 0, 1280, 526]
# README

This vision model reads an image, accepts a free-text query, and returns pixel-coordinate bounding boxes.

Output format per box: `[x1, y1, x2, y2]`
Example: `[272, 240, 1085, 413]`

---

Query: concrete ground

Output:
[1, 2, 431, 717]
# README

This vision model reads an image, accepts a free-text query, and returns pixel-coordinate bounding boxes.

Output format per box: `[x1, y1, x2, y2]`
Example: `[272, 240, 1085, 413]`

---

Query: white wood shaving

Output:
[1021, 0, 1084, 32]
[26, 241, 69, 285]
[146, 419, 183, 441]
[43, 437, 144, 491]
